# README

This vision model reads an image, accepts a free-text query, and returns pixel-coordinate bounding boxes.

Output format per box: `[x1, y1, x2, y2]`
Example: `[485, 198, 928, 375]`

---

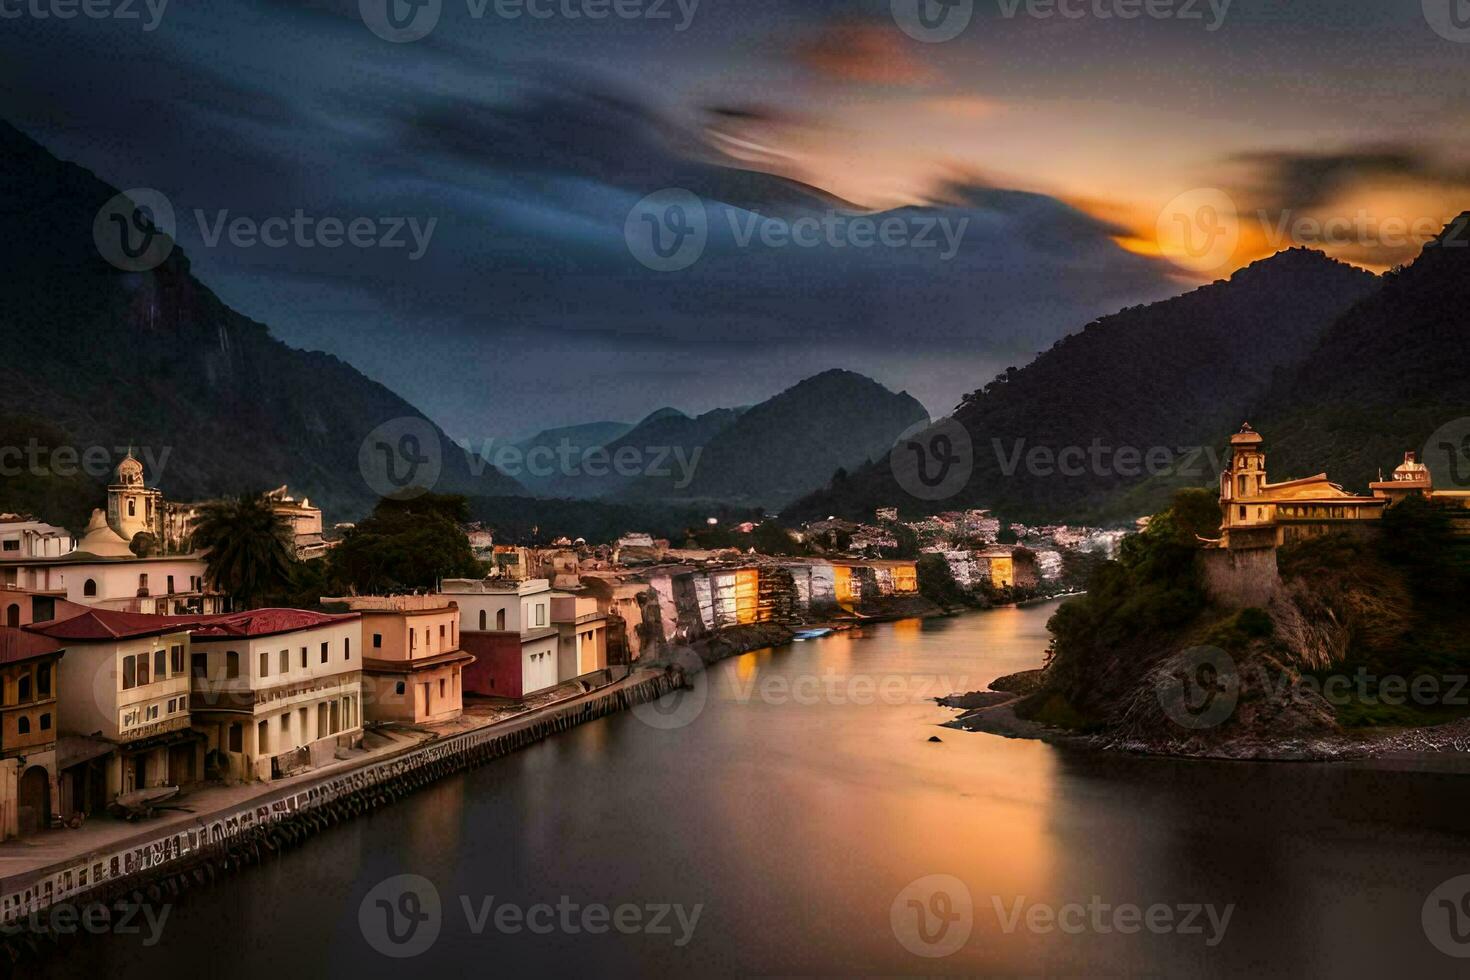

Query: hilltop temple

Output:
[1213, 423, 1464, 549]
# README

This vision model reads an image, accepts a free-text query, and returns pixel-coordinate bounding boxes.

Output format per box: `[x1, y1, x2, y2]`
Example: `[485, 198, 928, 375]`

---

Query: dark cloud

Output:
[1233, 145, 1464, 213]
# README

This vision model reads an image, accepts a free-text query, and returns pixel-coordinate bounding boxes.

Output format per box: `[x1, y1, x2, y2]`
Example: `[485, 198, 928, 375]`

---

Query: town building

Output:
[1216, 424, 1388, 549]
[0, 514, 73, 560]
[328, 597, 472, 725]
[2, 586, 89, 629]
[550, 592, 608, 679]
[188, 609, 363, 781]
[0, 627, 64, 839]
[440, 579, 560, 699]
[1, 550, 224, 616]
[27, 609, 202, 811]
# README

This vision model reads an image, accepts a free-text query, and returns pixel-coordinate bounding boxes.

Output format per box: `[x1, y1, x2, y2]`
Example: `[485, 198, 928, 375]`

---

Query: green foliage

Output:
[1201, 607, 1274, 652]
[880, 521, 919, 559]
[192, 493, 296, 608]
[916, 553, 969, 609]
[328, 493, 482, 594]
[1044, 489, 1210, 698]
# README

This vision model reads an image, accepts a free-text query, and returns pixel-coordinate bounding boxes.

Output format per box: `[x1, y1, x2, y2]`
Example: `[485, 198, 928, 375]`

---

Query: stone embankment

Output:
[0, 669, 681, 963]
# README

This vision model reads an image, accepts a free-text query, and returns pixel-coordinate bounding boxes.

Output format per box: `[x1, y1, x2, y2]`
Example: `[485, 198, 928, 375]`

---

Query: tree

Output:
[917, 554, 968, 609]
[752, 521, 807, 556]
[192, 493, 296, 608]
[327, 493, 482, 594]
[129, 531, 159, 558]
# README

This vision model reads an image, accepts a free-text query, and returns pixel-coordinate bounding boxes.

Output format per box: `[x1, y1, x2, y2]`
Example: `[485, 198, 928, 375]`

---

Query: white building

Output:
[439, 578, 560, 696]
[0, 515, 73, 560]
[188, 609, 364, 782]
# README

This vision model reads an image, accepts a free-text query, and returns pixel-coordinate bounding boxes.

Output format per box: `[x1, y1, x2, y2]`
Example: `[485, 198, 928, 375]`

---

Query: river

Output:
[40, 601, 1470, 977]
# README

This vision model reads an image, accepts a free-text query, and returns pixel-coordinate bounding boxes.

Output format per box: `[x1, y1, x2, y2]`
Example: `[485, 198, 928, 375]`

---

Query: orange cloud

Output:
[794, 20, 931, 87]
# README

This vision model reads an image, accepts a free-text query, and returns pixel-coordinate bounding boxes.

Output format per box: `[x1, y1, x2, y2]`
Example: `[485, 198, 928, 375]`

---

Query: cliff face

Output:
[0, 120, 523, 524]
[1026, 496, 1470, 759]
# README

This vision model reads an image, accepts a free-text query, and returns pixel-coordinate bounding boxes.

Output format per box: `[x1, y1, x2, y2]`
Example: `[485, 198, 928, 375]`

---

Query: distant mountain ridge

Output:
[0, 119, 524, 525]
[508, 370, 928, 509]
[786, 248, 1384, 524]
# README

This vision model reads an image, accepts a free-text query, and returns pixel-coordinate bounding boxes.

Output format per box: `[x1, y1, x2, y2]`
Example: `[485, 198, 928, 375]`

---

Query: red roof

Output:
[0, 626, 65, 664]
[26, 609, 203, 641]
[27, 607, 358, 642]
[188, 608, 359, 639]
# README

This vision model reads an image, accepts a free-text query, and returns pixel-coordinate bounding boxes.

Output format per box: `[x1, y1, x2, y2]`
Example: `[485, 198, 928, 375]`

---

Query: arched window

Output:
[17, 717, 29, 735]
[127, 499, 136, 517]
[83, 579, 98, 597]
[479, 610, 487, 631]
[496, 609, 506, 631]
[4, 604, 17, 627]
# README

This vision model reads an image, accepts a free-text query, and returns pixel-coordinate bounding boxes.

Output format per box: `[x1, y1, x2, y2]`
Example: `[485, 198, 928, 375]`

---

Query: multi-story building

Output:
[338, 599, 473, 725]
[0, 627, 64, 838]
[27, 609, 201, 806]
[550, 592, 608, 680]
[441, 578, 560, 698]
[188, 609, 364, 781]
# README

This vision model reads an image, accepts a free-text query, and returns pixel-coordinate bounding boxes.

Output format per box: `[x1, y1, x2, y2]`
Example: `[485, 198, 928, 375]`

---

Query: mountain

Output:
[664, 369, 929, 508]
[527, 405, 747, 501]
[786, 249, 1382, 524]
[523, 371, 928, 509]
[1255, 215, 1470, 490]
[0, 120, 523, 526]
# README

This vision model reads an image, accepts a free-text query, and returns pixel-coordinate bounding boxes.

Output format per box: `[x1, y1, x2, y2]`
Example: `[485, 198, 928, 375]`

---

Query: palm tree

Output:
[191, 493, 296, 608]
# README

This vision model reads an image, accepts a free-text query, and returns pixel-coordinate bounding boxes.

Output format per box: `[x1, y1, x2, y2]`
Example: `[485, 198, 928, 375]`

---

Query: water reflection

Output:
[40, 602, 1470, 978]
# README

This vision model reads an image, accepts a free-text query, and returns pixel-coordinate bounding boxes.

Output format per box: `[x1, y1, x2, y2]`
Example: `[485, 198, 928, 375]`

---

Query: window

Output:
[260, 651, 270, 677]
[373, 633, 382, 649]
[138, 573, 148, 590]
[166, 575, 175, 594]
[409, 631, 415, 651]
[226, 651, 240, 679]
[479, 610, 487, 630]
[395, 681, 406, 695]
[439, 624, 446, 640]
[39, 712, 51, 731]
[128, 499, 136, 517]
[18, 674, 32, 701]
[258, 720, 269, 755]
[4, 604, 17, 627]
[321, 642, 329, 664]
[228, 723, 243, 752]
[32, 597, 54, 622]
[300, 646, 307, 668]
[439, 678, 446, 698]
[345, 637, 351, 661]
[280, 713, 290, 734]
[17, 716, 29, 735]
[170, 645, 184, 673]
[37, 664, 51, 696]
[192, 653, 207, 677]
[83, 579, 98, 598]
[154, 649, 167, 679]
[1, 539, 17, 551]
[536, 603, 546, 627]
[496, 609, 506, 631]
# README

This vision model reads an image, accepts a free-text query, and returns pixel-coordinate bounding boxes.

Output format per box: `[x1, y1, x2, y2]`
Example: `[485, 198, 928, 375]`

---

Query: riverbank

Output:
[0, 665, 681, 953]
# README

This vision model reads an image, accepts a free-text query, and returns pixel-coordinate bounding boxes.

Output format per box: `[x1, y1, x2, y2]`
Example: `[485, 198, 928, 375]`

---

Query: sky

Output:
[3, 0, 1468, 440]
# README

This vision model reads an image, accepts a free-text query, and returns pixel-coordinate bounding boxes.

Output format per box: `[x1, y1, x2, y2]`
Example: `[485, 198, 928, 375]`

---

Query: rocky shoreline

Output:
[939, 681, 1470, 763]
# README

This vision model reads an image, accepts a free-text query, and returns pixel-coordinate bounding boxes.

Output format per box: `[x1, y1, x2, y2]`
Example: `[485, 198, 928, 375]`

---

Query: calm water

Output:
[41, 603, 1470, 977]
